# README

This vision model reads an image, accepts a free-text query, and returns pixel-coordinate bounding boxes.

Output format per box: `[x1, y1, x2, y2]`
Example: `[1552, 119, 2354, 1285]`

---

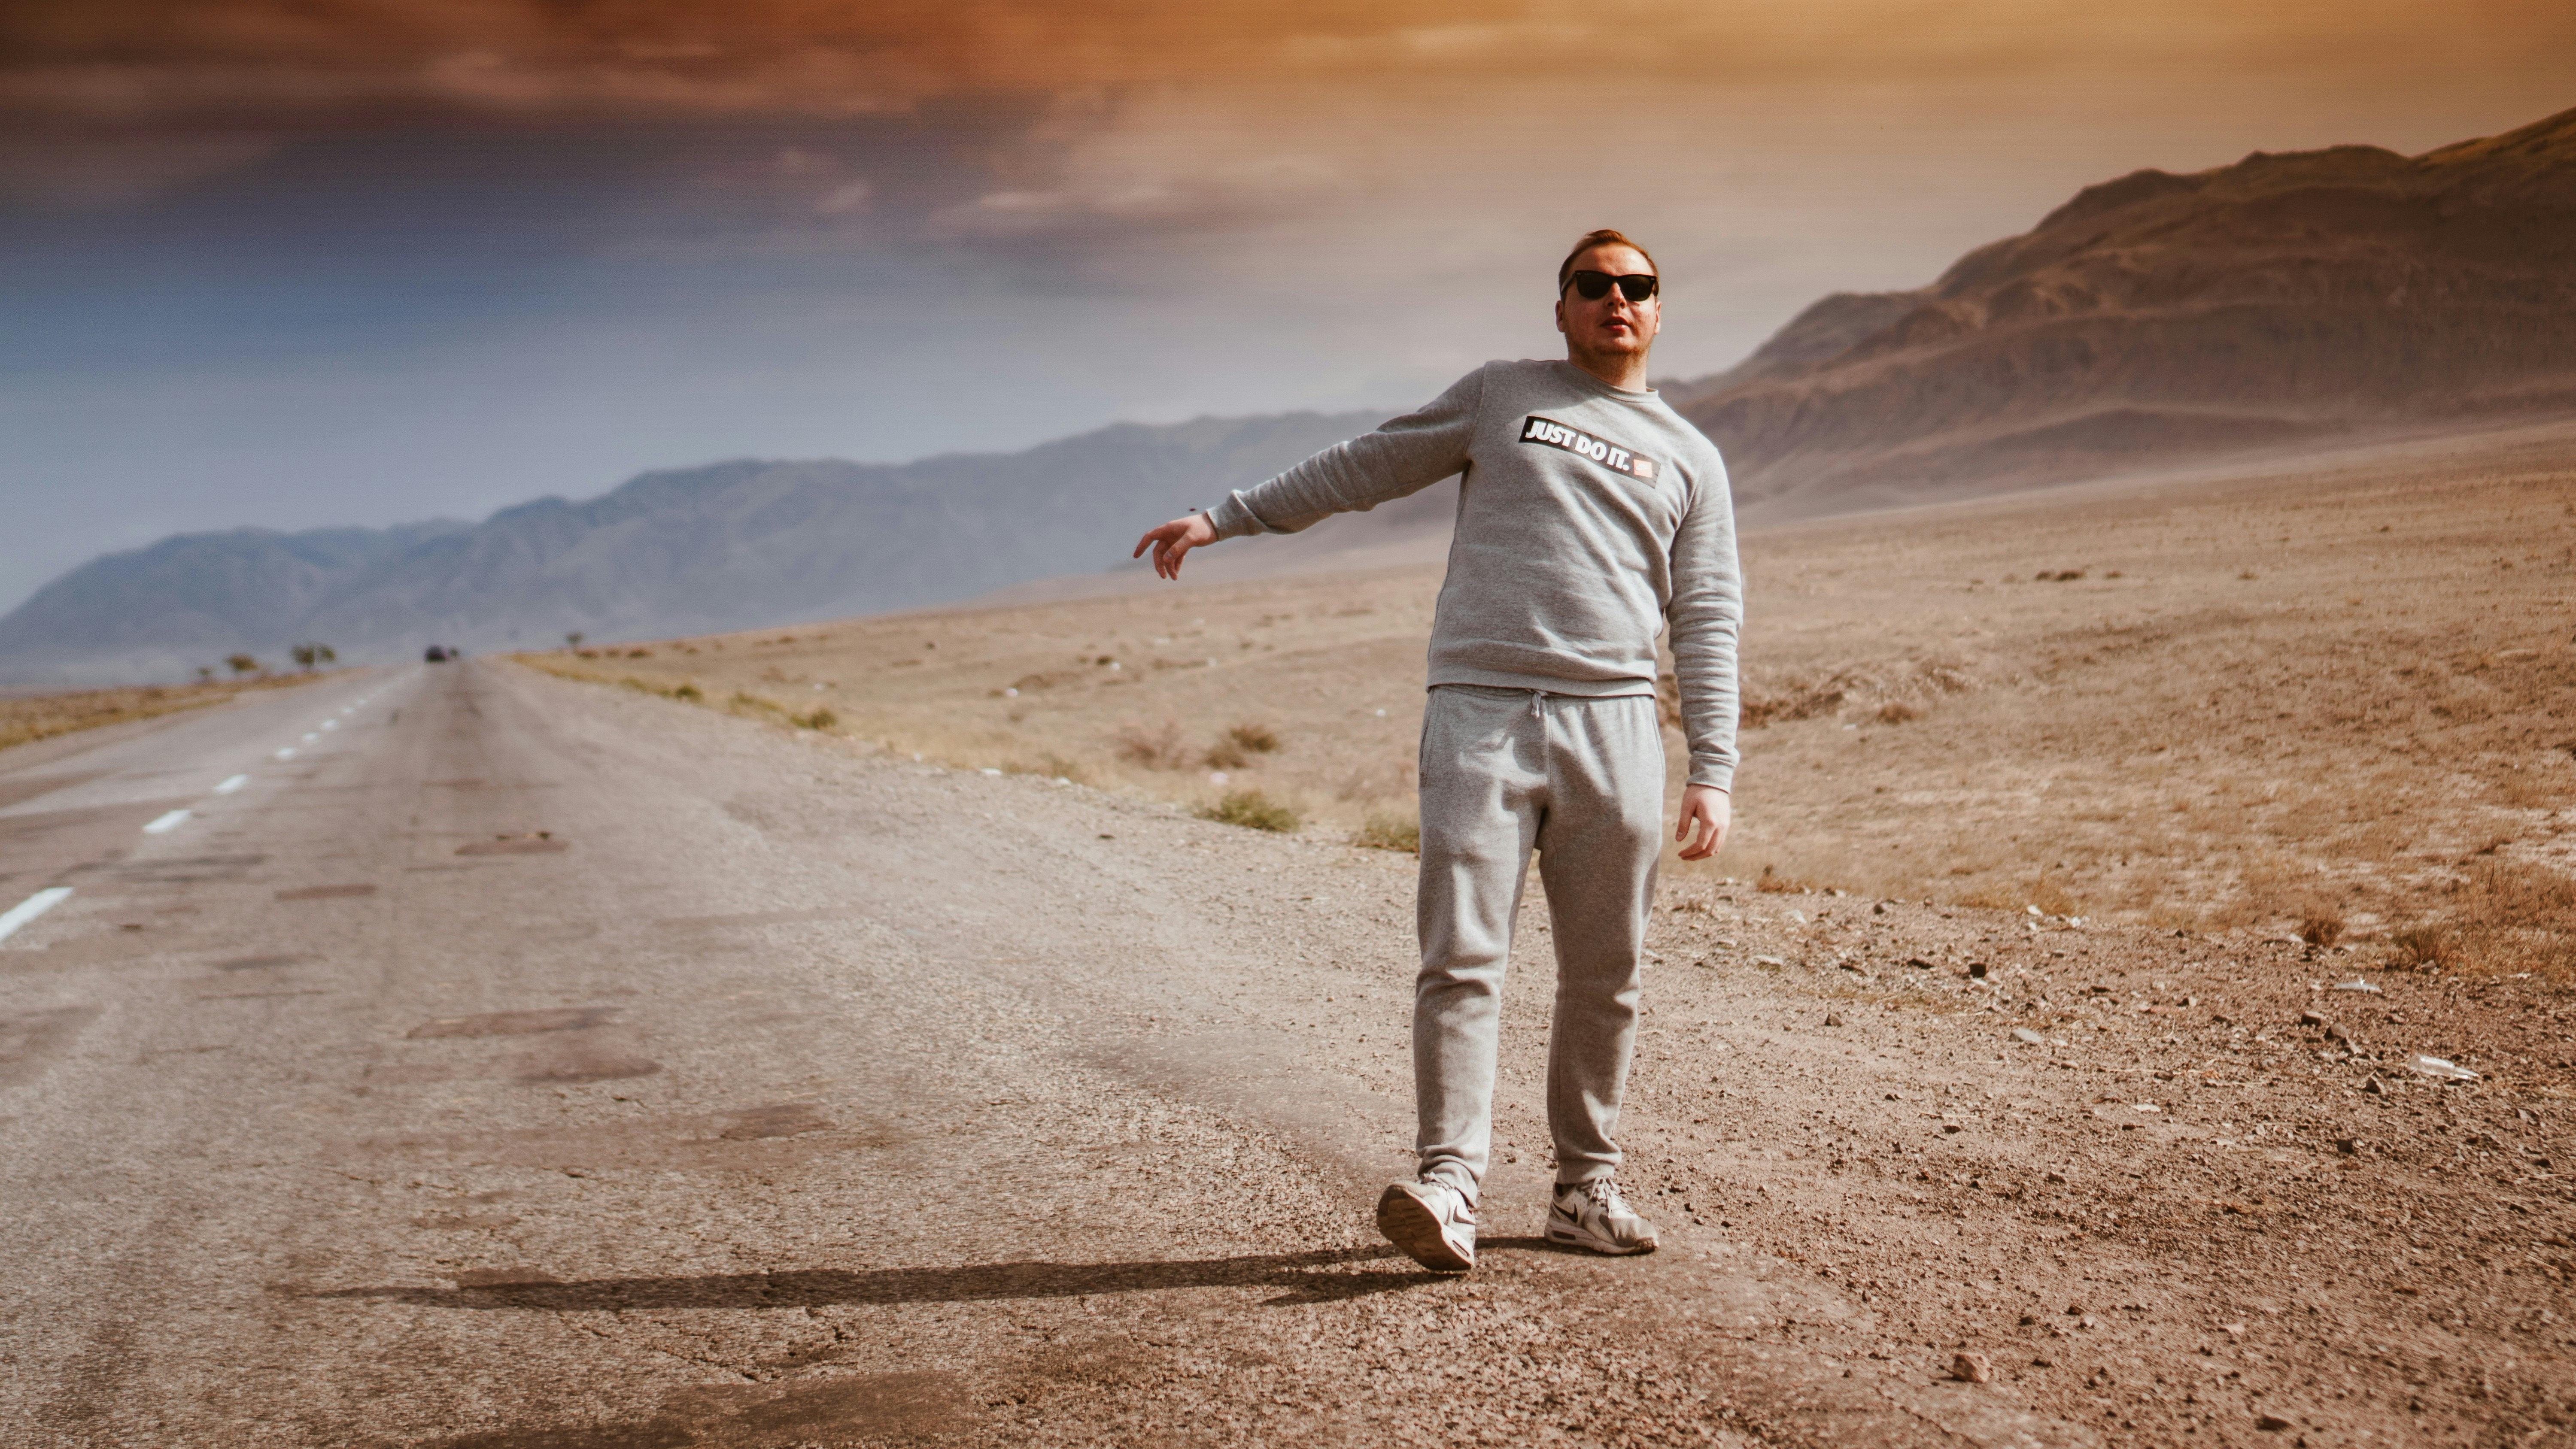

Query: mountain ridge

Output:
[1669, 103, 2576, 516]
[0, 411, 1391, 682]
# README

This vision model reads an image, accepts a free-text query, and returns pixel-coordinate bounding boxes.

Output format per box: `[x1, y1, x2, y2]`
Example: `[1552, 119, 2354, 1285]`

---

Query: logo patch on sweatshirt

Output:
[1518, 415, 1659, 480]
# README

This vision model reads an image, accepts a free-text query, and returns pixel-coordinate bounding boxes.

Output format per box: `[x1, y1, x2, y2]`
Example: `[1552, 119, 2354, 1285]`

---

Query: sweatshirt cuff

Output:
[1203, 494, 1264, 541]
[1686, 760, 1735, 793]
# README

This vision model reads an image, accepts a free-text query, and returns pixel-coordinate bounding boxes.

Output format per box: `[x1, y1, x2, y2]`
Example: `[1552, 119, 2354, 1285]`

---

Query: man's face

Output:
[1554, 243, 1661, 360]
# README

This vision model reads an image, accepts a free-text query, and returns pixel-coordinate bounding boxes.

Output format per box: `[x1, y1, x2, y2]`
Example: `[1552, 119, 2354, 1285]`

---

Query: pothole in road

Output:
[407, 1007, 619, 1038]
[518, 1053, 663, 1084]
[456, 834, 568, 856]
[718, 1103, 834, 1140]
[215, 953, 311, 972]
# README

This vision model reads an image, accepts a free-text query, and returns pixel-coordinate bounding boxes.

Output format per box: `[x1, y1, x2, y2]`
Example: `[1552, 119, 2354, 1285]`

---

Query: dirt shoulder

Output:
[0, 670, 339, 756]
[485, 663, 2574, 1448]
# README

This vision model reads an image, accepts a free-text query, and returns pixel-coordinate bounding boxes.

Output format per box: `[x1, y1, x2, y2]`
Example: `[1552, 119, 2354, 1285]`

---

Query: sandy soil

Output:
[529, 420, 2576, 979]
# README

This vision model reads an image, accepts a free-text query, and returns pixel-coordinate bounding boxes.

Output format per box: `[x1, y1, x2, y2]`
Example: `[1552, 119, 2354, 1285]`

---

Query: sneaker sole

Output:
[1377, 1185, 1474, 1272]
[1544, 1214, 1658, 1256]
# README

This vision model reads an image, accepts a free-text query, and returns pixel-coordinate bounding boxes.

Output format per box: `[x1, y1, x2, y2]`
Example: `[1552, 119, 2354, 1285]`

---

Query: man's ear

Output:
[1553, 297, 1567, 335]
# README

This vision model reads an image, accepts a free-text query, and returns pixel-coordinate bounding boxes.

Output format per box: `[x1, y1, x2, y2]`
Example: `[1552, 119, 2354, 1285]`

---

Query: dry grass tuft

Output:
[1116, 720, 1193, 770]
[1226, 721, 1282, 755]
[1960, 876, 2082, 916]
[2436, 860, 2576, 978]
[1353, 809, 1421, 853]
[2389, 925, 2458, 971]
[1199, 789, 1300, 833]
[2298, 910, 2347, 947]
[1876, 700, 1922, 725]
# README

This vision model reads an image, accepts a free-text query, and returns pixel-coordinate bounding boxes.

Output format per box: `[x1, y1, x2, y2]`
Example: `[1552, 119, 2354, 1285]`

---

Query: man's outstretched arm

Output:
[1133, 512, 1218, 580]
[1129, 367, 1484, 581]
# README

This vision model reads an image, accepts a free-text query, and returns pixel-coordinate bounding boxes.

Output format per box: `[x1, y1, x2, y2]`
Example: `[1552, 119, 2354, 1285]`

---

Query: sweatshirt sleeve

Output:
[1666, 449, 1744, 791]
[1202, 367, 1482, 539]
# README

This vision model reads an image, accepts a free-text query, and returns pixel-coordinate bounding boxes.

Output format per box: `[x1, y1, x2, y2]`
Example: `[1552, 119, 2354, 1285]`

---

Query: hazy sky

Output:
[3, 1, 2570, 611]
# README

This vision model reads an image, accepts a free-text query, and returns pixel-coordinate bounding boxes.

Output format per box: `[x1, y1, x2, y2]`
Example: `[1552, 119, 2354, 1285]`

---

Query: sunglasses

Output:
[1563, 270, 1659, 303]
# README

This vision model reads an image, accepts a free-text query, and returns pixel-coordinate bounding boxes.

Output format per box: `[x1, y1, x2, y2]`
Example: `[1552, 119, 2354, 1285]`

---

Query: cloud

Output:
[4, 0, 2569, 217]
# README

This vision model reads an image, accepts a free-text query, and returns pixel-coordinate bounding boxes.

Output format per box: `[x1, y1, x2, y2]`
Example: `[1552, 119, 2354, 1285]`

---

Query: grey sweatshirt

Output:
[1204, 358, 1742, 791]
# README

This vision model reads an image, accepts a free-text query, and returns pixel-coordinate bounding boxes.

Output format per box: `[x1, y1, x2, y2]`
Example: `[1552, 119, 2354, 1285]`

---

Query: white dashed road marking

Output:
[215, 774, 249, 794]
[0, 886, 73, 945]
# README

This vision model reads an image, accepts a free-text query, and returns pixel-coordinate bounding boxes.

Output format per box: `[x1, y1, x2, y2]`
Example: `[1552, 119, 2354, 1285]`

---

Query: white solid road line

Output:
[0, 886, 73, 945]
[143, 809, 192, 835]
[215, 774, 249, 794]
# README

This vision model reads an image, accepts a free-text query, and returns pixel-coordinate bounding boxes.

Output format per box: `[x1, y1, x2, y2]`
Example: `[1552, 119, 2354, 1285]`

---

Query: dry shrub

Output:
[1876, 700, 1922, 725]
[1756, 864, 1814, 894]
[2436, 860, 2576, 976]
[2389, 925, 2457, 970]
[1203, 738, 1252, 771]
[793, 707, 837, 730]
[1199, 789, 1300, 833]
[1353, 810, 1421, 853]
[673, 682, 703, 702]
[1115, 720, 1192, 769]
[2297, 910, 2346, 947]
[1225, 721, 1282, 754]
[1961, 875, 2081, 915]
[1038, 752, 1091, 784]
[1741, 684, 1844, 729]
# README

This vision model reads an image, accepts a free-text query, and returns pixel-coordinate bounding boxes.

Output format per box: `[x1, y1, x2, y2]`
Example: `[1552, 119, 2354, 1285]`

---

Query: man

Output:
[1132, 229, 1741, 1271]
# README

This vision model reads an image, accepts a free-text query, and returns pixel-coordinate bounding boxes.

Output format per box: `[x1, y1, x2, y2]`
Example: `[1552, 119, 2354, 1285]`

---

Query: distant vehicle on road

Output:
[424, 645, 452, 662]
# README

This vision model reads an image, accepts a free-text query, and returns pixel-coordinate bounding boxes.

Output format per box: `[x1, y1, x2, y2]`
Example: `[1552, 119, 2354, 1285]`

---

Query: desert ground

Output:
[2, 424, 2569, 1449]
[544, 417, 2576, 977]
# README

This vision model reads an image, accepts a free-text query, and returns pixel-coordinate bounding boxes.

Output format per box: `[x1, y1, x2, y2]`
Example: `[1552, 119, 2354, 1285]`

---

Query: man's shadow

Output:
[310, 1240, 1565, 1311]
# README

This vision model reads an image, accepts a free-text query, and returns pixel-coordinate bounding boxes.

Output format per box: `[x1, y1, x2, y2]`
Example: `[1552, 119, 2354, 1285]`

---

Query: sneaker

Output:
[1376, 1178, 1476, 1272]
[1545, 1179, 1659, 1255]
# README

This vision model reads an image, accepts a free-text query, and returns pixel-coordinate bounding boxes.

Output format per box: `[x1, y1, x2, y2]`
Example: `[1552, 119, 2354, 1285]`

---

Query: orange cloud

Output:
[9, 0, 2569, 125]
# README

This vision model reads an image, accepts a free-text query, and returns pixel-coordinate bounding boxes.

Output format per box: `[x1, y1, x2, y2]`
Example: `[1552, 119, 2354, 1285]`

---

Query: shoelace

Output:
[1583, 1179, 1631, 1215]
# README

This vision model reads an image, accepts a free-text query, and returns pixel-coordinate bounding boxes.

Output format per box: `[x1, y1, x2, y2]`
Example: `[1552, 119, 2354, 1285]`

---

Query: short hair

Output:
[1557, 229, 1659, 292]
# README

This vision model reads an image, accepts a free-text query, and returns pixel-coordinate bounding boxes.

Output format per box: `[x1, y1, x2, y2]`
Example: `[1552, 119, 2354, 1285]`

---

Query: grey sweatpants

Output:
[1413, 683, 1664, 1204]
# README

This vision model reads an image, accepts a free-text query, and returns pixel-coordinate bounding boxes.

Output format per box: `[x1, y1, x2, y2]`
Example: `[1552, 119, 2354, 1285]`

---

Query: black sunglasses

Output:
[1563, 270, 1659, 302]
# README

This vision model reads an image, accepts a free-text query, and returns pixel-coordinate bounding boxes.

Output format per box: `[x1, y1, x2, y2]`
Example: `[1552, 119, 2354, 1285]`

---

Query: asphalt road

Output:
[1, 660, 2125, 1447]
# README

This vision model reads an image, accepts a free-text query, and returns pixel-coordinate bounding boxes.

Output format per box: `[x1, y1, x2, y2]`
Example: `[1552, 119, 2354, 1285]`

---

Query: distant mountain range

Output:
[0, 411, 1387, 682]
[6, 104, 2572, 683]
[1665, 103, 2576, 515]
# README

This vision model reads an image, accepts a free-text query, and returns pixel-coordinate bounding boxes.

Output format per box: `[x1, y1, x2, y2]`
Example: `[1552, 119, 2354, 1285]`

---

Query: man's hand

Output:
[1133, 512, 1218, 580]
[1675, 784, 1730, 861]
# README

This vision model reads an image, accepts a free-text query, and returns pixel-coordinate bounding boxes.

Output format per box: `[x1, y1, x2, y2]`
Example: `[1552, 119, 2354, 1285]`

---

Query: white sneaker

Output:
[1376, 1177, 1476, 1272]
[1546, 1179, 1659, 1255]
